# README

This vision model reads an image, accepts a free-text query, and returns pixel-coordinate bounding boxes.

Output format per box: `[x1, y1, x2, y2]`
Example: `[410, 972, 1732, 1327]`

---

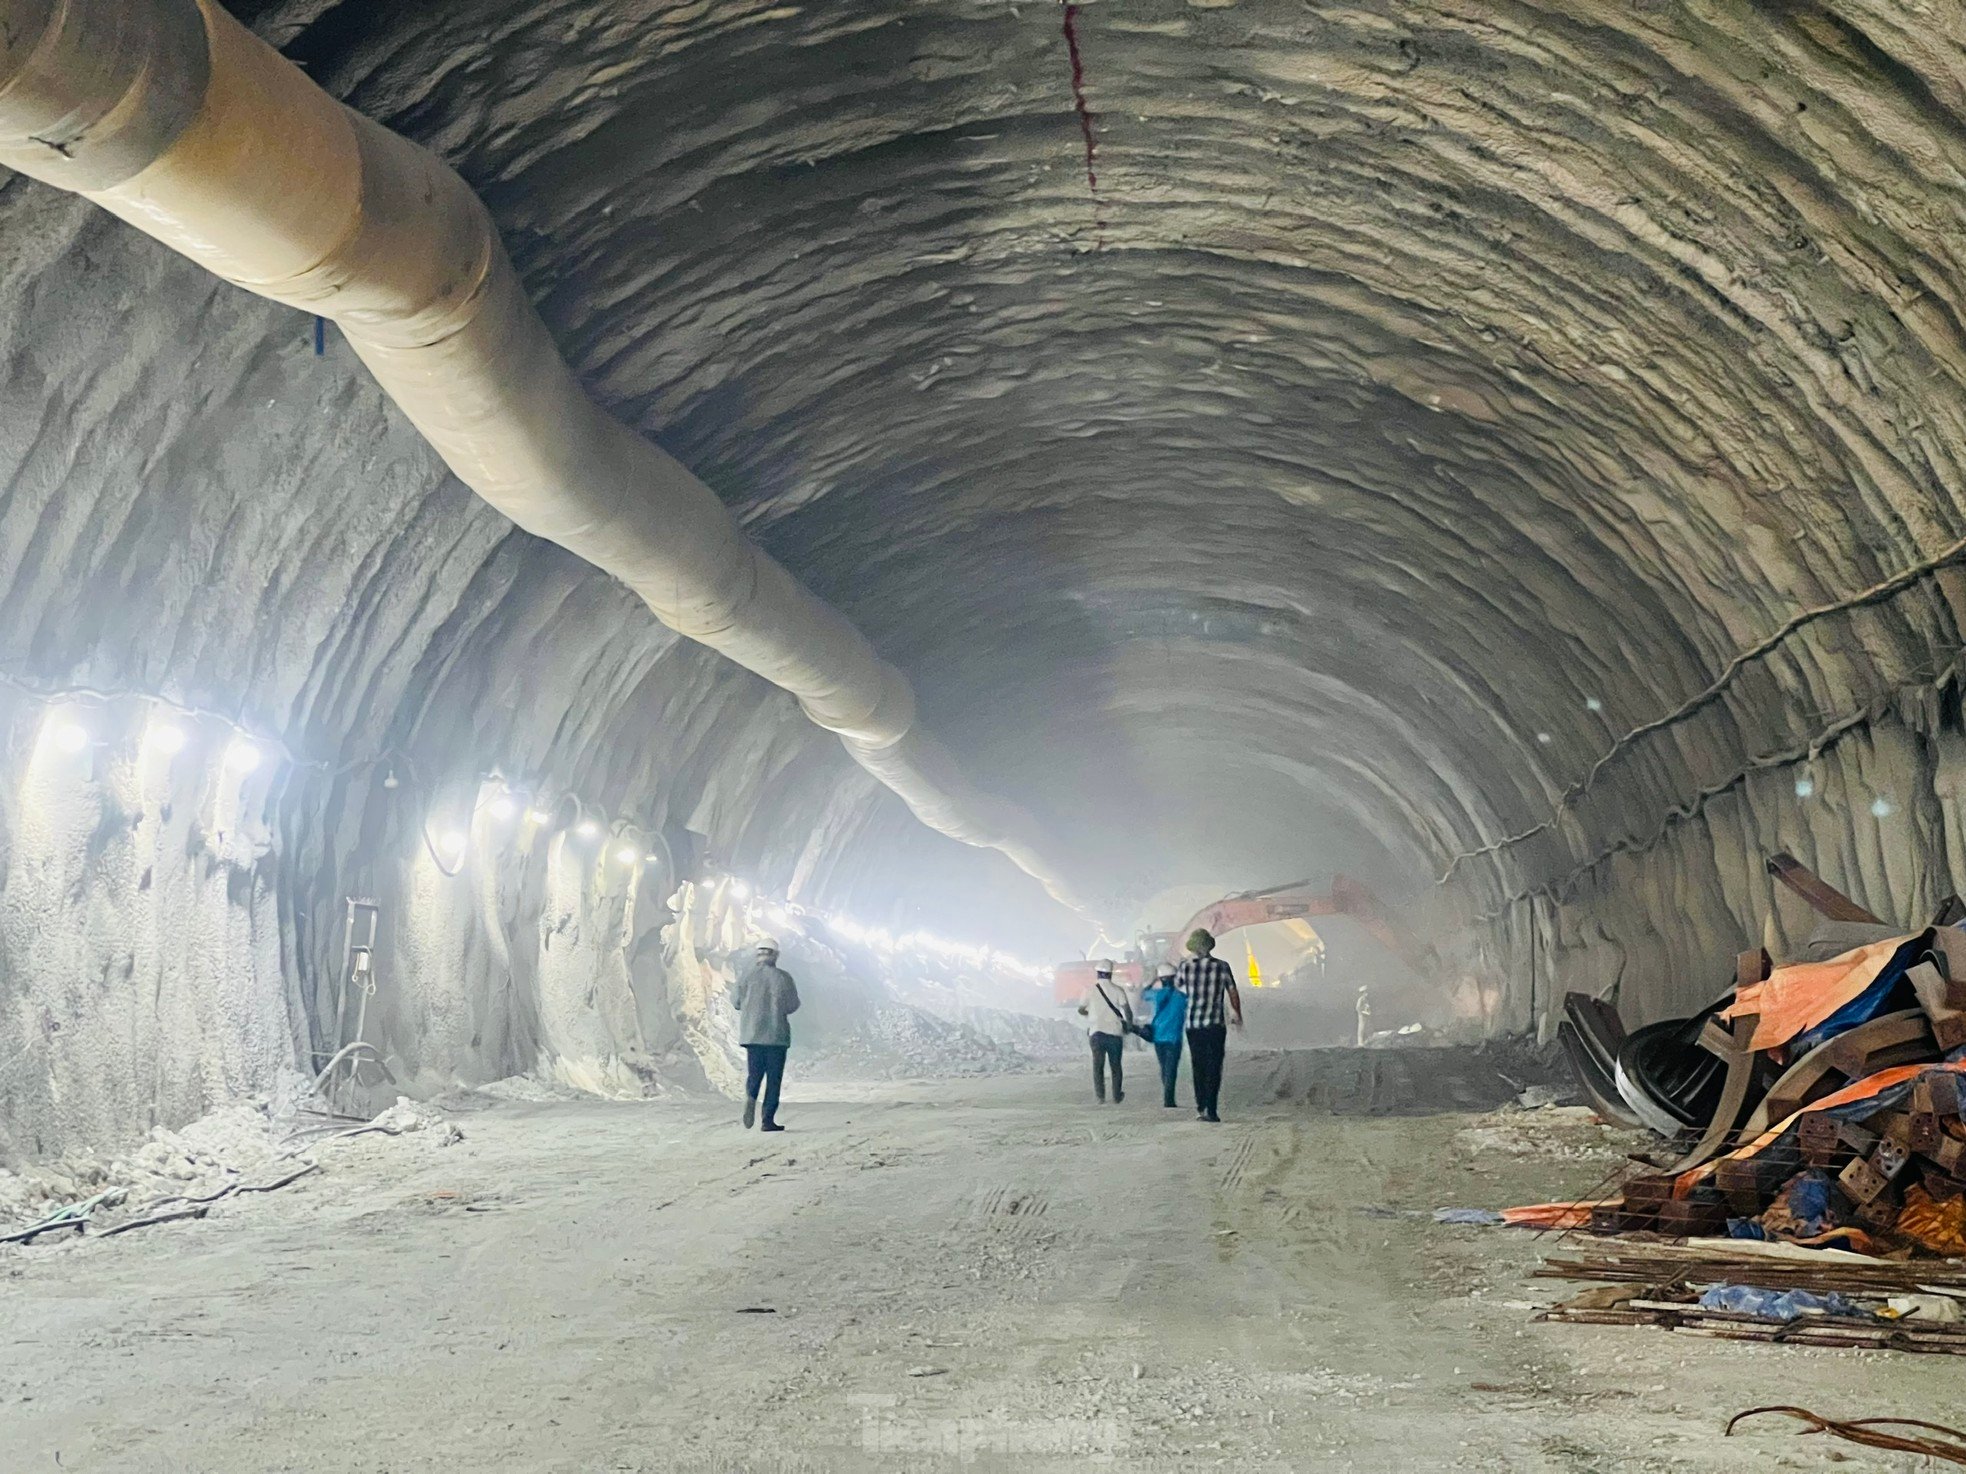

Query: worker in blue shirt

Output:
[1139, 962, 1188, 1108]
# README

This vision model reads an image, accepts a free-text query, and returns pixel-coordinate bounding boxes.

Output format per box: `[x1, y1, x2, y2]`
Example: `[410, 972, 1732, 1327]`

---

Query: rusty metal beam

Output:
[1766, 852, 1885, 925]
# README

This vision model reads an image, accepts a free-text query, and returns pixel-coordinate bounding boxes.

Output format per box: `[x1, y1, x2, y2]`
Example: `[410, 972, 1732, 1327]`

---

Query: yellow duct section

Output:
[0, 0, 1089, 913]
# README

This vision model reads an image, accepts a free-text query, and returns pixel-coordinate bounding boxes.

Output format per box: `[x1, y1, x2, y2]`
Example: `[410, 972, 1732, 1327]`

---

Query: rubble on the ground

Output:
[811, 1003, 1065, 1079]
[1246, 1037, 1569, 1116]
[368, 1097, 465, 1142]
[1, 1092, 461, 1249]
[1495, 851, 1966, 1353]
[1452, 1104, 1643, 1162]
[0, 1100, 284, 1226]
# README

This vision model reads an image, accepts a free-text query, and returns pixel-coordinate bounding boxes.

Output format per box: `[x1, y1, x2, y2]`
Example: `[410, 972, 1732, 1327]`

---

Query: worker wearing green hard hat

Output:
[1174, 928, 1243, 1123]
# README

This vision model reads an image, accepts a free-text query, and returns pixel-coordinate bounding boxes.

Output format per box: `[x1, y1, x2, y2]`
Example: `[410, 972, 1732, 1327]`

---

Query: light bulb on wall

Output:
[150, 723, 188, 755]
[1870, 796, 1894, 819]
[575, 819, 601, 840]
[439, 830, 467, 861]
[226, 740, 262, 774]
[488, 794, 517, 821]
[526, 808, 551, 824]
[1795, 775, 1815, 799]
[613, 844, 638, 865]
[729, 880, 751, 901]
[52, 721, 90, 754]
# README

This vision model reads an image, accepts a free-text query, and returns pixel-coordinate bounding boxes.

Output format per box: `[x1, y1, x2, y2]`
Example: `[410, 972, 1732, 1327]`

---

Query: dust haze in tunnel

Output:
[9, 0, 1966, 1151]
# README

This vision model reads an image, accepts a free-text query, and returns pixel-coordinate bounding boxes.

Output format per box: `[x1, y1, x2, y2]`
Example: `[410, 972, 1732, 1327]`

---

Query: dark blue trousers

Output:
[744, 1044, 788, 1124]
[1153, 1038, 1184, 1106]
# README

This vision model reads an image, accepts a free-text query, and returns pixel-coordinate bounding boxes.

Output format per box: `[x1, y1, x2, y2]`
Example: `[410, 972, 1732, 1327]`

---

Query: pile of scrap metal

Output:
[1555, 853, 1966, 1258]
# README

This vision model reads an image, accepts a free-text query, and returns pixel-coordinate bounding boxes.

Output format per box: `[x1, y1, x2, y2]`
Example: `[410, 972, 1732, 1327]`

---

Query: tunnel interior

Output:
[8, 0, 1966, 1163]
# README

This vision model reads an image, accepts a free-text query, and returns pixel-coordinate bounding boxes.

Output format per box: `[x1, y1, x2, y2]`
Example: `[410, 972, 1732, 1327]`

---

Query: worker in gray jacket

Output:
[731, 938, 801, 1132]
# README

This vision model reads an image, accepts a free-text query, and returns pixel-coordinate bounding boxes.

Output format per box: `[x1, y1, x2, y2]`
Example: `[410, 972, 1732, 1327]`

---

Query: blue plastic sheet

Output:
[1698, 1284, 1864, 1321]
[1768, 1169, 1837, 1237]
[1787, 935, 1924, 1056]
[1432, 1207, 1504, 1226]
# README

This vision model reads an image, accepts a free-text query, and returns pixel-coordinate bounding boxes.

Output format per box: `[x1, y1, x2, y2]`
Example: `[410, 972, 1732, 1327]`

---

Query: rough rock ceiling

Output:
[11, 0, 1966, 948]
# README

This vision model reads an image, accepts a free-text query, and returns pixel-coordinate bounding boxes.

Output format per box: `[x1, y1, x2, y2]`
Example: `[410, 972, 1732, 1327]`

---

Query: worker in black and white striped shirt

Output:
[1174, 929, 1242, 1122]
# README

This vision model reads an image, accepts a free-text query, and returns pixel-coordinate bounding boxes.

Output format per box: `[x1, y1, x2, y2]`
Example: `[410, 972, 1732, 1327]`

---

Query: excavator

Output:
[1051, 877, 1428, 1006]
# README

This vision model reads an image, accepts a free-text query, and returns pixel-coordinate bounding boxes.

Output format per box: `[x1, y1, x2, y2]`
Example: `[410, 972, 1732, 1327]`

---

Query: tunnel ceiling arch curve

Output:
[8, 0, 1966, 972]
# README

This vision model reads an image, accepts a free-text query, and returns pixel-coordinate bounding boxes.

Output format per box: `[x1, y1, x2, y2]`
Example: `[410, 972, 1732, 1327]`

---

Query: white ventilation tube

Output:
[0, 0, 1089, 914]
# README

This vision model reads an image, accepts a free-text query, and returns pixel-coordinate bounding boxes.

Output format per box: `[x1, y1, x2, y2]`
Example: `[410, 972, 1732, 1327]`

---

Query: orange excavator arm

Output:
[1052, 876, 1429, 1006]
[1183, 877, 1428, 977]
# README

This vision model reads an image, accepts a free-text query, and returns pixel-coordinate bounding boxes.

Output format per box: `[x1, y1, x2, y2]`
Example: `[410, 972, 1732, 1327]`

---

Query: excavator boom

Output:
[1052, 876, 1428, 1005]
[1183, 877, 1422, 974]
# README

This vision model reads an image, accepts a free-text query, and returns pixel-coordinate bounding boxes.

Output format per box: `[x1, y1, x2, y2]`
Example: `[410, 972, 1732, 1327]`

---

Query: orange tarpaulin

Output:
[1675, 1060, 1966, 1197]
[1505, 1062, 1966, 1233]
[1501, 1201, 1602, 1230]
[1899, 1185, 1966, 1256]
[1721, 936, 1912, 1051]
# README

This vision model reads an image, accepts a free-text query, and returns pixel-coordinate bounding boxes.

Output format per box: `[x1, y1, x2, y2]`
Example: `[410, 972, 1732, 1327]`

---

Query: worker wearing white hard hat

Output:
[731, 938, 800, 1130]
[1076, 959, 1134, 1104]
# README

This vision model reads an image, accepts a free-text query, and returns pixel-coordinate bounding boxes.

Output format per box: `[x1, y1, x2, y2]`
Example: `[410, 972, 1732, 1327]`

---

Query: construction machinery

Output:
[1051, 877, 1424, 1006]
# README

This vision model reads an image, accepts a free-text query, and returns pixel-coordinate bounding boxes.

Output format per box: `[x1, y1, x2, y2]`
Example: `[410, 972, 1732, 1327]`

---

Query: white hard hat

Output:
[755, 937, 780, 953]
[1094, 958, 1115, 976]
[1157, 963, 1176, 978]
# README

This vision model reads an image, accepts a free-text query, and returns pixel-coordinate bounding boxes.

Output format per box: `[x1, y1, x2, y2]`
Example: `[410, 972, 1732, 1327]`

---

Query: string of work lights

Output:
[8, 676, 1048, 984]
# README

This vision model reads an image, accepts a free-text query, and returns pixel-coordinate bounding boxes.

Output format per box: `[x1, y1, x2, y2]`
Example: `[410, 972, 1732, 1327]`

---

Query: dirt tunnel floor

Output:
[3, 1057, 1957, 1472]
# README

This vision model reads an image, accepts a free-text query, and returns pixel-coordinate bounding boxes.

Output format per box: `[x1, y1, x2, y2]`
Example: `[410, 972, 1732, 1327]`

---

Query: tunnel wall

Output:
[0, 186, 1070, 1164]
[0, 685, 297, 1160]
[1458, 678, 1966, 1036]
[14, 0, 1966, 1148]
[0, 659, 858, 1163]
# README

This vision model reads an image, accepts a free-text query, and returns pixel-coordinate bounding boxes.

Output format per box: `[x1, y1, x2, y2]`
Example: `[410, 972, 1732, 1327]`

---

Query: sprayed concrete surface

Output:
[20, 2, 1966, 1120]
[2, 1055, 1953, 1473]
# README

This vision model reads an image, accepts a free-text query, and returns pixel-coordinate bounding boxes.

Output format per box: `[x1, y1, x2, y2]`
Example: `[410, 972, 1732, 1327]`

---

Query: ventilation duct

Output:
[0, 0, 1090, 914]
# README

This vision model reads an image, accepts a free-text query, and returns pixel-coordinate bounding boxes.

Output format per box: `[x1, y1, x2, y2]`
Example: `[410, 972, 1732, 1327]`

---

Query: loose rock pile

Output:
[815, 1004, 1049, 1079]
[0, 1100, 285, 1229]
[1, 1093, 460, 1249]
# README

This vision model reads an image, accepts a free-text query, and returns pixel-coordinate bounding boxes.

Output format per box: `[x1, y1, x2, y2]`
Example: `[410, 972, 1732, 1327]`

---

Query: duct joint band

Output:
[0, 0, 209, 191]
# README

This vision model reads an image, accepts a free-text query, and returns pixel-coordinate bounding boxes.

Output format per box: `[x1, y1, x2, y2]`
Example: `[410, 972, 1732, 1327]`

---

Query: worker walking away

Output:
[1139, 962, 1187, 1108]
[732, 938, 800, 1132]
[1077, 960, 1133, 1103]
[1355, 985, 1373, 1048]
[1175, 929, 1243, 1123]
